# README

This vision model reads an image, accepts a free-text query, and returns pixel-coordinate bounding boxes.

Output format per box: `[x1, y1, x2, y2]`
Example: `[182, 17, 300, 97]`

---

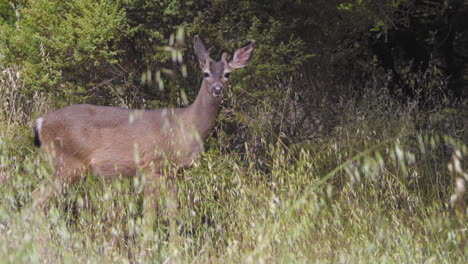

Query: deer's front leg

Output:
[140, 169, 163, 260]
[140, 170, 179, 258]
[166, 174, 179, 241]
[142, 170, 179, 226]
[140, 173, 178, 262]
[142, 171, 162, 229]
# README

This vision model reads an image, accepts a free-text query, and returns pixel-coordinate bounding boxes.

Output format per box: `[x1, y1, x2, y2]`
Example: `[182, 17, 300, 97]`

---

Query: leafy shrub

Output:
[0, 0, 127, 105]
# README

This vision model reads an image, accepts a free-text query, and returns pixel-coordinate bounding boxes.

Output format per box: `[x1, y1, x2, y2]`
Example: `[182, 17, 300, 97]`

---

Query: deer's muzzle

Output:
[212, 84, 223, 96]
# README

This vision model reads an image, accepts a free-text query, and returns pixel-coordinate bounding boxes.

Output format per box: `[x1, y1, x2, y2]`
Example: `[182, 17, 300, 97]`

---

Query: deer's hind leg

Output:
[32, 155, 87, 210]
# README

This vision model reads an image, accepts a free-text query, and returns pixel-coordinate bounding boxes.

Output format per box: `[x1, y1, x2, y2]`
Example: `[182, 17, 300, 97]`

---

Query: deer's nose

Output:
[212, 84, 223, 96]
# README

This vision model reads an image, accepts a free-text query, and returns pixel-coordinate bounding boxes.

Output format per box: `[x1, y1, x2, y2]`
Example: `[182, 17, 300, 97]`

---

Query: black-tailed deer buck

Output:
[32, 36, 255, 215]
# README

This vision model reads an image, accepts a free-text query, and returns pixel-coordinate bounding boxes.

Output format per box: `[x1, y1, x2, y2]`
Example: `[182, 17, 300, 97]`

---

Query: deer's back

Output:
[39, 104, 195, 177]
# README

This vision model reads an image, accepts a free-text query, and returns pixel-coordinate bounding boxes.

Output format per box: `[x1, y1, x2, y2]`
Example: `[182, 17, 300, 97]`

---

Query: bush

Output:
[0, 0, 127, 105]
[0, 1, 467, 262]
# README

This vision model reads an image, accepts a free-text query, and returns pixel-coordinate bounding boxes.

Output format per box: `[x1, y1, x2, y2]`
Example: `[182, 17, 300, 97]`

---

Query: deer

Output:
[31, 36, 255, 220]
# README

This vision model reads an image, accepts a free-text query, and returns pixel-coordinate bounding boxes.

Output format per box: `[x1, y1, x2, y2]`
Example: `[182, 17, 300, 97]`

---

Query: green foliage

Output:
[1, 0, 314, 107]
[0, 0, 15, 25]
[0, 1, 467, 261]
[0, 0, 127, 104]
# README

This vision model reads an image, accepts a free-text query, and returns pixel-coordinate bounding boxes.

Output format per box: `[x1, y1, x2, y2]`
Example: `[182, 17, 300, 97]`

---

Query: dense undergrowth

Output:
[0, 0, 467, 262]
[0, 69, 466, 263]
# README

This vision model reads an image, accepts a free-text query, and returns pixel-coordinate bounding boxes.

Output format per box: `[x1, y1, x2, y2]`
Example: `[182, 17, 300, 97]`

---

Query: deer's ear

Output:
[194, 35, 208, 68]
[229, 40, 255, 69]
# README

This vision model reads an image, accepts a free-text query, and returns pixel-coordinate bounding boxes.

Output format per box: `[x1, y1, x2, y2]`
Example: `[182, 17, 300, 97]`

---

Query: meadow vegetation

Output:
[0, 0, 467, 263]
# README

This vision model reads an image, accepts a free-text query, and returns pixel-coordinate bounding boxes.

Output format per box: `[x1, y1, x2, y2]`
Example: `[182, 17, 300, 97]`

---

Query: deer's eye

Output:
[224, 73, 230, 78]
[204, 72, 210, 78]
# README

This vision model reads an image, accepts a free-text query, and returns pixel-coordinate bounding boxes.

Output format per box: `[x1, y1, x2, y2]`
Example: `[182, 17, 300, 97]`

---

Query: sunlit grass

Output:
[0, 71, 466, 262]
[1, 112, 466, 263]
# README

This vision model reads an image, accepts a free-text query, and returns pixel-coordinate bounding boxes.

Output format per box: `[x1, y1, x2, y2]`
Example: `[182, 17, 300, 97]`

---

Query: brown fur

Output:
[32, 36, 255, 213]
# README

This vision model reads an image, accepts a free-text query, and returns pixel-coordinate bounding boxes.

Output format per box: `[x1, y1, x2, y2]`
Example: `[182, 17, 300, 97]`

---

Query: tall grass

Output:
[0, 67, 466, 263]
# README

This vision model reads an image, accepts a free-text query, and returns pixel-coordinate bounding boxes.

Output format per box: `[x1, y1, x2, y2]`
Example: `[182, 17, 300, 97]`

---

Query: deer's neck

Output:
[185, 82, 221, 140]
